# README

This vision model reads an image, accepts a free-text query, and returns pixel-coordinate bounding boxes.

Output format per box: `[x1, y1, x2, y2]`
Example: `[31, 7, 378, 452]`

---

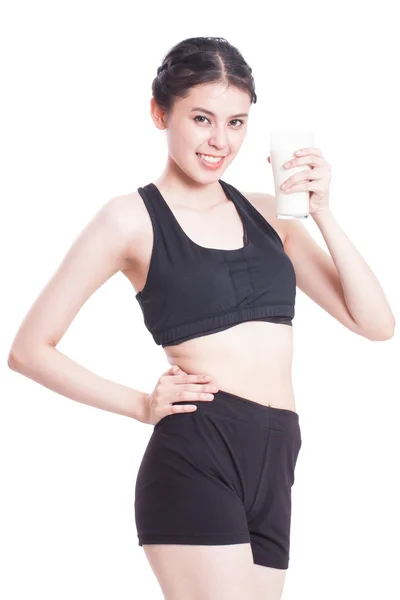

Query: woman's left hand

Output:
[268, 147, 332, 216]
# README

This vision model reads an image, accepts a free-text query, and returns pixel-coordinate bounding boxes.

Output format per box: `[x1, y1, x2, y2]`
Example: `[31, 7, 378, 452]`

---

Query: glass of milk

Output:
[270, 131, 314, 219]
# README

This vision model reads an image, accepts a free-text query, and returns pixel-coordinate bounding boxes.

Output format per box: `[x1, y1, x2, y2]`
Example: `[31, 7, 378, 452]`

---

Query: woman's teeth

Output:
[197, 153, 225, 165]
[199, 154, 222, 163]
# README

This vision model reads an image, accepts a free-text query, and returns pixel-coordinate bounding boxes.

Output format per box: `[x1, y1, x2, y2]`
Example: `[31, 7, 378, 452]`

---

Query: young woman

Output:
[8, 36, 395, 600]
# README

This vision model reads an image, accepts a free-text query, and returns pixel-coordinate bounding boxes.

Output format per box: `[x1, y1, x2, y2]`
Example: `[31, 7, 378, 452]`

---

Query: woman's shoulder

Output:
[240, 190, 288, 245]
[240, 190, 275, 215]
[106, 190, 148, 233]
[105, 190, 154, 267]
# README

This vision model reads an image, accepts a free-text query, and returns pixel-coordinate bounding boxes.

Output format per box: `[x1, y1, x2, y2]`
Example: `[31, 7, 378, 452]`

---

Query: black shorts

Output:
[134, 389, 302, 570]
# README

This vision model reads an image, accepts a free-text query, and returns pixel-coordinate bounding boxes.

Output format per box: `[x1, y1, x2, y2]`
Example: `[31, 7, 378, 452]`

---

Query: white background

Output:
[1, 1, 399, 599]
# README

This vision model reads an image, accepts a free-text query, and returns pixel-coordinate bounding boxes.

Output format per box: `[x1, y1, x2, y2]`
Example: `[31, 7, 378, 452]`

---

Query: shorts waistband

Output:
[184, 387, 300, 432]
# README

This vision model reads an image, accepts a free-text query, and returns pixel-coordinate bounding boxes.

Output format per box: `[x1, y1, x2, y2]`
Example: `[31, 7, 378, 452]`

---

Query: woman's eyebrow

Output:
[190, 107, 248, 118]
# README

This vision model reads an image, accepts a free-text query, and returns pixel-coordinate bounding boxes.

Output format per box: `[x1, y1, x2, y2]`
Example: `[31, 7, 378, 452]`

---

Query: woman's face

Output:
[151, 82, 251, 184]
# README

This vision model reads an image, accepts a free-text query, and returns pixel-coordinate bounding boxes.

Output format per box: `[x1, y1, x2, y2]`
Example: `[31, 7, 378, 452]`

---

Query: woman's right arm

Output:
[7, 195, 149, 423]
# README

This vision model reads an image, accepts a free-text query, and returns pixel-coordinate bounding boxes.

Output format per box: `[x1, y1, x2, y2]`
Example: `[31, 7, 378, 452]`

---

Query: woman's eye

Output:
[194, 116, 209, 124]
[193, 116, 244, 127]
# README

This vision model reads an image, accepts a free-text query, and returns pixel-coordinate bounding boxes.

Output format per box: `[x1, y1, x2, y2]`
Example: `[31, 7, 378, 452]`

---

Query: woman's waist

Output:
[165, 326, 295, 411]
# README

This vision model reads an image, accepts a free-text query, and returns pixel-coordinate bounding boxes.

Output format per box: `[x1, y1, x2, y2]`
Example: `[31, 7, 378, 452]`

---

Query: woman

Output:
[8, 36, 395, 600]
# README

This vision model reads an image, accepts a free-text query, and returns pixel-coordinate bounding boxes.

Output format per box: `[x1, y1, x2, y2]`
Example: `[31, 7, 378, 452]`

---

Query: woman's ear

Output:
[150, 97, 167, 130]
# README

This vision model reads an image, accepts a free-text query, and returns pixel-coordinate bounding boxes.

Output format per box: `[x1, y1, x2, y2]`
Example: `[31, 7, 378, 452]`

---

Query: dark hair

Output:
[152, 37, 257, 120]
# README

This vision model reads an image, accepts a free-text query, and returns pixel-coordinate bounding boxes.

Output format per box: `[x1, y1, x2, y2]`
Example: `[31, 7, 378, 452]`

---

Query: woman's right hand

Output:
[142, 365, 219, 426]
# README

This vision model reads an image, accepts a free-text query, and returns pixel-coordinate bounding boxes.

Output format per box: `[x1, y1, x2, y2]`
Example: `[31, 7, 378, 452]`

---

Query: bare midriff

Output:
[163, 320, 296, 412]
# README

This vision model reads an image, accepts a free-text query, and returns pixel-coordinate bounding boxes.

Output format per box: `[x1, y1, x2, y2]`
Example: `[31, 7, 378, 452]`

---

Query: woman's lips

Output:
[196, 153, 226, 169]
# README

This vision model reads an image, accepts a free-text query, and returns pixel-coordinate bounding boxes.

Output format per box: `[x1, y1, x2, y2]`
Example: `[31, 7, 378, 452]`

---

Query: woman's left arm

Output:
[274, 146, 396, 340]
[312, 207, 395, 338]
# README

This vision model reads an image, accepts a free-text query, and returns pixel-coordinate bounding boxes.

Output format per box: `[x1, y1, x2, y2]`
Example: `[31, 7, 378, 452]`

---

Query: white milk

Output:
[270, 131, 314, 219]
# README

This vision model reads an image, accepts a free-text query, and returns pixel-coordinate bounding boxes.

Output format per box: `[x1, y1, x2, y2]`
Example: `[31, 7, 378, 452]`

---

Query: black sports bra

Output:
[135, 180, 296, 347]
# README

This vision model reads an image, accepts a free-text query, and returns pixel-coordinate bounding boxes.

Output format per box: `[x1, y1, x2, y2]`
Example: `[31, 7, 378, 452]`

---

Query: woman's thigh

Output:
[253, 563, 287, 600]
[143, 542, 256, 600]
